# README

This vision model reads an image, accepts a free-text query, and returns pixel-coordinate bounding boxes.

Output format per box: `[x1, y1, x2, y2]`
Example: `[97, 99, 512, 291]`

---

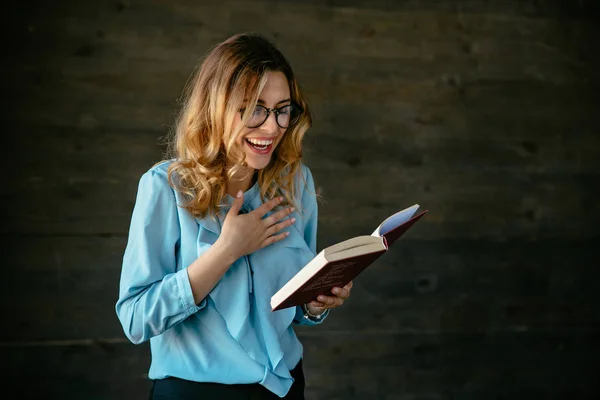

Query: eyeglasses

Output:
[239, 103, 303, 129]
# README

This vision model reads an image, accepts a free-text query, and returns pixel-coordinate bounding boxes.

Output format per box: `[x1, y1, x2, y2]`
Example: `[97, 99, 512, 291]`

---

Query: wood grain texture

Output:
[3, 0, 600, 398]
[1, 330, 598, 400]
[2, 237, 597, 341]
[4, 126, 599, 239]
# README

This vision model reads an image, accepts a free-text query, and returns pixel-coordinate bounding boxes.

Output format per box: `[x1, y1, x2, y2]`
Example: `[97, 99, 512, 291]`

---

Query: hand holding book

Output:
[305, 280, 353, 315]
[271, 204, 427, 311]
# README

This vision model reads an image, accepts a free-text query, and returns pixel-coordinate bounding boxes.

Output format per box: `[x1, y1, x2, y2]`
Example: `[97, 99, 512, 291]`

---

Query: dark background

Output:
[2, 1, 599, 399]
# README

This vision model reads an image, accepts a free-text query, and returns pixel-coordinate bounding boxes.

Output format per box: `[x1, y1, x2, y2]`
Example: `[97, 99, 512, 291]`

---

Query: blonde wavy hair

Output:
[164, 33, 313, 219]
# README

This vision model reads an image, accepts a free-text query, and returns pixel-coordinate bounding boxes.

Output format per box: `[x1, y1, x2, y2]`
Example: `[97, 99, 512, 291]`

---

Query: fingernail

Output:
[285, 232, 290, 236]
[291, 218, 296, 223]
[332, 288, 341, 294]
[318, 295, 325, 301]
[236, 190, 243, 198]
[289, 207, 295, 213]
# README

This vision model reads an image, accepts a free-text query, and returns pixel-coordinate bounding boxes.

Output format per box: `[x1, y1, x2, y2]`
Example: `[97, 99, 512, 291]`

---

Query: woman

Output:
[116, 33, 353, 399]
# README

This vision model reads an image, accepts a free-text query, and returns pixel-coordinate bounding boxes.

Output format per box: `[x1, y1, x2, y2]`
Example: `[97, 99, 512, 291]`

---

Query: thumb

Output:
[227, 190, 244, 218]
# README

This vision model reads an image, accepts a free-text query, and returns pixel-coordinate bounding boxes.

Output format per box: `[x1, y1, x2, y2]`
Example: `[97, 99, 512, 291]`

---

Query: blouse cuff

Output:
[175, 267, 206, 316]
[293, 305, 329, 326]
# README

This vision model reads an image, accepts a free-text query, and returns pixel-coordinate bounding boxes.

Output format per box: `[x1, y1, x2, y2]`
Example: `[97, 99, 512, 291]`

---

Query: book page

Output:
[327, 241, 387, 262]
[323, 235, 379, 256]
[371, 204, 420, 237]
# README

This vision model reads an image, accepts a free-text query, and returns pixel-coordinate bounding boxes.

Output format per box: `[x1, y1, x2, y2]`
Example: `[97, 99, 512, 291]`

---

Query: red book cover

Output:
[270, 205, 428, 312]
[382, 210, 428, 247]
[271, 250, 386, 311]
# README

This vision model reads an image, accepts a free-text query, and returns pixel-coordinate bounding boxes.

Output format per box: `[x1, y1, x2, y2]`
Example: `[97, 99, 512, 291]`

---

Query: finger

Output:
[344, 281, 353, 290]
[227, 190, 244, 217]
[265, 218, 296, 238]
[263, 206, 294, 227]
[254, 196, 284, 218]
[309, 300, 326, 309]
[332, 287, 349, 300]
[261, 230, 290, 248]
[317, 294, 342, 307]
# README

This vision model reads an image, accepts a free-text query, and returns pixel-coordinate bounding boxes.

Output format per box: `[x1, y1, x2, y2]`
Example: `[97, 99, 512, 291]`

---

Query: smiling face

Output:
[234, 71, 291, 171]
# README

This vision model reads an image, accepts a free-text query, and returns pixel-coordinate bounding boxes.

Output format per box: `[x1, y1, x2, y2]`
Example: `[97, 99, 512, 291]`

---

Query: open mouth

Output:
[245, 138, 274, 154]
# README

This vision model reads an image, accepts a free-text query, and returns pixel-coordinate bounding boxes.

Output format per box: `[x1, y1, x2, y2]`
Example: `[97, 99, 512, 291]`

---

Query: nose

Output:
[259, 111, 279, 133]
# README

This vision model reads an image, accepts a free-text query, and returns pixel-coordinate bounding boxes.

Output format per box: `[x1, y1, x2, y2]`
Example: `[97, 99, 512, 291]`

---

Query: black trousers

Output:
[149, 360, 305, 400]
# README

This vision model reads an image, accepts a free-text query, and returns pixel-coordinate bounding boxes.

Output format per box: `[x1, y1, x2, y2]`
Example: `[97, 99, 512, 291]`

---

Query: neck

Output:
[226, 166, 256, 197]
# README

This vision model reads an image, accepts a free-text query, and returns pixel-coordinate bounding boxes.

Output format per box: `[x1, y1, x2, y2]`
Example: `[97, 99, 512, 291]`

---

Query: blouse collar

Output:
[221, 180, 261, 213]
[199, 180, 262, 235]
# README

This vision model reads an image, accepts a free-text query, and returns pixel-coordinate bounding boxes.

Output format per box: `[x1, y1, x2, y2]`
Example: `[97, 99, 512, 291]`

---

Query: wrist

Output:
[302, 303, 325, 320]
[212, 238, 239, 266]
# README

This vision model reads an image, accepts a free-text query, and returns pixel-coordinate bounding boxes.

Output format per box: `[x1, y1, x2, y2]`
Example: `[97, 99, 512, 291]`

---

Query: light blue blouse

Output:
[115, 160, 328, 398]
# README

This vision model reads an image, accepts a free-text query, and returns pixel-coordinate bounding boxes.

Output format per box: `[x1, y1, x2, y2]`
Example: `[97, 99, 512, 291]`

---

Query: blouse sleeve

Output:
[293, 164, 330, 325]
[115, 168, 204, 344]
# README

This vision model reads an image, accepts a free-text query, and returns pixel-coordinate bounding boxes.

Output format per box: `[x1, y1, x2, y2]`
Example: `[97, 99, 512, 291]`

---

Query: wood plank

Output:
[326, 19, 598, 90]
[319, 238, 600, 333]
[312, 167, 600, 241]
[3, 169, 598, 239]
[9, 79, 600, 181]
[11, 75, 600, 159]
[1, 330, 598, 399]
[5, 122, 599, 238]
[3, 237, 597, 341]
[10, 119, 600, 178]
[299, 330, 600, 399]
[0, 340, 152, 400]
[326, 0, 600, 18]
[9, 51, 600, 131]
[11, 2, 597, 70]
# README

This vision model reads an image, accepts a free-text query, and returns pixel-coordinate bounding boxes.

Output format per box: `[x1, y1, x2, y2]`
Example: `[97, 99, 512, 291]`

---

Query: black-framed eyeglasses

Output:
[239, 103, 303, 129]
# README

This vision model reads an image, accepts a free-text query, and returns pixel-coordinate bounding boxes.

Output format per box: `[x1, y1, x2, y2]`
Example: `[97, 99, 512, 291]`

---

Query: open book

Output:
[270, 204, 428, 311]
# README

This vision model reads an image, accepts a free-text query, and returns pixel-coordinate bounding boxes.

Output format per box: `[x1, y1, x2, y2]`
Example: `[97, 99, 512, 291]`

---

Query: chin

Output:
[245, 156, 272, 171]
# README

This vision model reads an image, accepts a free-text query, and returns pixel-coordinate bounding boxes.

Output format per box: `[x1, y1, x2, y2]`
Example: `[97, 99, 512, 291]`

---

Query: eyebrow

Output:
[256, 98, 291, 106]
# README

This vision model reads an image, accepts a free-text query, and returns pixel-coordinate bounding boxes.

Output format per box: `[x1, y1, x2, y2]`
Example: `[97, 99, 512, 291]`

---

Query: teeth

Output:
[247, 138, 273, 146]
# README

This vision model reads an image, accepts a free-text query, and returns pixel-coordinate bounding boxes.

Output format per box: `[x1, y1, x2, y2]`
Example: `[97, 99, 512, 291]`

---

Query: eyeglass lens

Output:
[246, 105, 296, 128]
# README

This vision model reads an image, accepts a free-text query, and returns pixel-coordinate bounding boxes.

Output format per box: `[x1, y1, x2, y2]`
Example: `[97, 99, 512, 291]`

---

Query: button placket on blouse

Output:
[239, 204, 254, 294]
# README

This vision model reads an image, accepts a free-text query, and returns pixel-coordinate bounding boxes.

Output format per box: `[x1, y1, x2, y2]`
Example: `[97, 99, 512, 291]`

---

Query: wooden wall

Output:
[3, 1, 599, 398]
